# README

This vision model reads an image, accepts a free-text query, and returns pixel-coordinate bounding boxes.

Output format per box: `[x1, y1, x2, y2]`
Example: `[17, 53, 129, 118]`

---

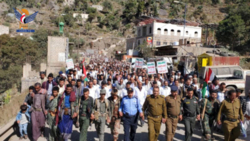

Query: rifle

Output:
[75, 96, 81, 128]
[200, 98, 208, 140]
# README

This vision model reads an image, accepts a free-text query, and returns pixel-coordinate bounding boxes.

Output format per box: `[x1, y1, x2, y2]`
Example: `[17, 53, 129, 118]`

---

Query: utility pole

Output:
[183, 3, 187, 48]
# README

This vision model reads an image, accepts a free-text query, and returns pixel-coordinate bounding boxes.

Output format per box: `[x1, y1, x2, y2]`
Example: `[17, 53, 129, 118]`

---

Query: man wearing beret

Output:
[181, 87, 200, 141]
[143, 86, 167, 141]
[165, 86, 182, 141]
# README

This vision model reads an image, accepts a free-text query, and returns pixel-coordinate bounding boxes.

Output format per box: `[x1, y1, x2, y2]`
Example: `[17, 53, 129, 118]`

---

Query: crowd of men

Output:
[16, 58, 250, 141]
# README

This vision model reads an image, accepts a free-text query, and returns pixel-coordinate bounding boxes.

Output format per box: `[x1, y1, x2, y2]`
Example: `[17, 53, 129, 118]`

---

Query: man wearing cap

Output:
[217, 90, 244, 141]
[93, 89, 110, 141]
[143, 86, 166, 141]
[165, 86, 182, 141]
[121, 82, 132, 97]
[119, 88, 143, 141]
[96, 81, 110, 99]
[108, 89, 122, 141]
[55, 71, 63, 84]
[181, 87, 200, 141]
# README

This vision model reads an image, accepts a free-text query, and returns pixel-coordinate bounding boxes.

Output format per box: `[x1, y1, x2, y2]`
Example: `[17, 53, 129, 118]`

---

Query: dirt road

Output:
[6, 120, 248, 141]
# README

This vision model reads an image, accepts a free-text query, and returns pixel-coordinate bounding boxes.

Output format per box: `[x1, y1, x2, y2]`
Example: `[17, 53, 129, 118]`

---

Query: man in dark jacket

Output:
[24, 86, 35, 106]
[42, 73, 57, 97]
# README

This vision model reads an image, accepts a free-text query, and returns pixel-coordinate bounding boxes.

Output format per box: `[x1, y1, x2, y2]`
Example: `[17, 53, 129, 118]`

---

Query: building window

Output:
[138, 40, 140, 46]
[149, 26, 152, 34]
[143, 26, 147, 36]
[138, 29, 141, 37]
[194, 31, 198, 37]
[171, 29, 174, 35]
[156, 41, 161, 46]
[177, 30, 181, 36]
[157, 28, 161, 34]
[163, 42, 168, 45]
[164, 29, 168, 35]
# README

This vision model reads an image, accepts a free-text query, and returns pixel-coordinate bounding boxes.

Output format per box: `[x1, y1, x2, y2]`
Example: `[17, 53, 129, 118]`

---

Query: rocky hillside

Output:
[0, 0, 246, 55]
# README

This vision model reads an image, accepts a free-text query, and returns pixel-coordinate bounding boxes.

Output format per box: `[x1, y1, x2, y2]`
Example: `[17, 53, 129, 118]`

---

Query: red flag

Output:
[82, 59, 86, 79]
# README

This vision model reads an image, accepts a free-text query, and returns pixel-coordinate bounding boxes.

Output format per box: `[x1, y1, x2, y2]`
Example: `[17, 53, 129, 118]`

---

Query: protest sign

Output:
[157, 61, 168, 73]
[147, 62, 156, 74]
[66, 58, 74, 70]
[105, 58, 109, 62]
[135, 58, 144, 68]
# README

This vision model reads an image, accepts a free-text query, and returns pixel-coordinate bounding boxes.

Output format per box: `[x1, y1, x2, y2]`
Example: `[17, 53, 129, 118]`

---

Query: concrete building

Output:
[126, 19, 202, 50]
[91, 5, 103, 11]
[63, 0, 75, 6]
[0, 25, 9, 35]
[73, 13, 89, 23]
[47, 36, 69, 74]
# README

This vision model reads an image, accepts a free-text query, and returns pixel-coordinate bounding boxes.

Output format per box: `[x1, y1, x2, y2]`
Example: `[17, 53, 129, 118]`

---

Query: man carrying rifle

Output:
[200, 90, 220, 141]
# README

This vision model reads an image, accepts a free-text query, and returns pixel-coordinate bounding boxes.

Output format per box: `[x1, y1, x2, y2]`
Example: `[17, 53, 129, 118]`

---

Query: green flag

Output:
[202, 81, 208, 98]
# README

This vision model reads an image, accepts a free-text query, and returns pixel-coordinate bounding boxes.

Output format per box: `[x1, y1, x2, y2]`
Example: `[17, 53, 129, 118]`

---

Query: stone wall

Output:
[21, 63, 40, 92]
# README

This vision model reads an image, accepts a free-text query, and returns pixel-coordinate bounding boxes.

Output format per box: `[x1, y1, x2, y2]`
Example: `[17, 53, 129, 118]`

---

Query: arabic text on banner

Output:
[135, 58, 144, 68]
[147, 62, 156, 74]
[66, 58, 74, 70]
[157, 61, 168, 73]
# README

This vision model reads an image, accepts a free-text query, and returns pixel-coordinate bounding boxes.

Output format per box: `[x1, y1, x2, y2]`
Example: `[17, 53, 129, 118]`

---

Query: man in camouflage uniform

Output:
[108, 89, 121, 141]
[200, 90, 220, 141]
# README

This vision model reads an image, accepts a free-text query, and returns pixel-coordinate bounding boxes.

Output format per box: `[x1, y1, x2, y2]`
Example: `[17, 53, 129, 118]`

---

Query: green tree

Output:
[123, 0, 138, 22]
[32, 28, 49, 58]
[0, 35, 44, 92]
[137, 1, 145, 16]
[216, 15, 245, 50]
[102, 0, 113, 12]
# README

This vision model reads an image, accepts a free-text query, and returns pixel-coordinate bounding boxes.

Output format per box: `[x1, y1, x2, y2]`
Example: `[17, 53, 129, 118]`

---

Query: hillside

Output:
[0, 0, 243, 52]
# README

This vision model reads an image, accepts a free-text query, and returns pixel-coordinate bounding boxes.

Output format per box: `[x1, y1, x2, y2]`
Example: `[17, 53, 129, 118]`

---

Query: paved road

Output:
[6, 120, 248, 141]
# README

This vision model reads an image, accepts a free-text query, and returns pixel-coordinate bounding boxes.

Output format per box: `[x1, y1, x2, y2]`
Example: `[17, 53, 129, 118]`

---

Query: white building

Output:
[73, 13, 89, 23]
[63, 0, 75, 6]
[91, 5, 103, 11]
[127, 19, 202, 50]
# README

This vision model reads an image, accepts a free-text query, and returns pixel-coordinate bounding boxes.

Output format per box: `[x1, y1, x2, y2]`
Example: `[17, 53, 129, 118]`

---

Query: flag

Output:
[82, 59, 86, 79]
[202, 68, 215, 98]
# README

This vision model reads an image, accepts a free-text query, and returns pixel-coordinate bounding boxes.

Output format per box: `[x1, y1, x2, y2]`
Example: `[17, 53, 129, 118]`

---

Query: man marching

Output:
[108, 89, 122, 141]
[119, 88, 143, 141]
[143, 86, 166, 141]
[181, 87, 200, 141]
[93, 89, 110, 141]
[165, 86, 182, 141]
[79, 88, 94, 141]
